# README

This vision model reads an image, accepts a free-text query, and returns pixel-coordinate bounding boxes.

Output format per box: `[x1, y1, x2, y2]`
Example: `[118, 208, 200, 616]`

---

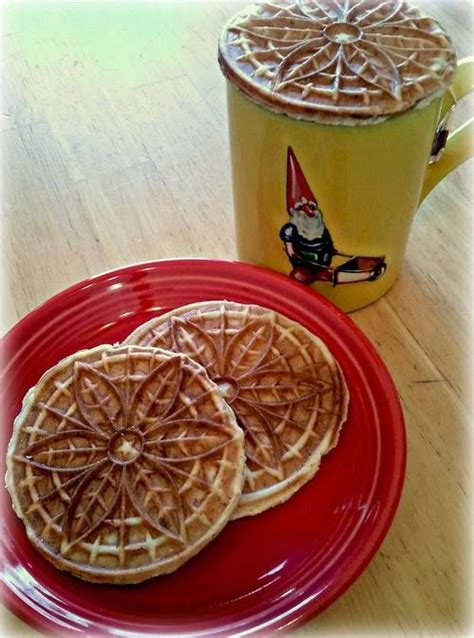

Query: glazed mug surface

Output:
[227, 57, 473, 312]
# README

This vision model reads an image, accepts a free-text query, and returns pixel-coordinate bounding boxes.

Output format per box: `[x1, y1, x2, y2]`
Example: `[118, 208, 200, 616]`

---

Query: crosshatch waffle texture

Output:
[218, 0, 456, 119]
[125, 302, 349, 518]
[6, 345, 245, 584]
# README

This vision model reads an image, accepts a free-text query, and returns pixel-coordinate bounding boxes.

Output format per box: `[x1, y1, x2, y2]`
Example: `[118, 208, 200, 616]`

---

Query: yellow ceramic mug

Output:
[219, 2, 473, 312]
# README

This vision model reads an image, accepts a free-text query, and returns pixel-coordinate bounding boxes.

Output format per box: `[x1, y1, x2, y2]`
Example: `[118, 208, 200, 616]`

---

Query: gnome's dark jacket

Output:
[280, 223, 333, 267]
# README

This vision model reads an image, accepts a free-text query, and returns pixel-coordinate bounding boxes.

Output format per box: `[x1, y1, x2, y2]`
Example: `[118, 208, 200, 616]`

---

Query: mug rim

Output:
[226, 80, 446, 128]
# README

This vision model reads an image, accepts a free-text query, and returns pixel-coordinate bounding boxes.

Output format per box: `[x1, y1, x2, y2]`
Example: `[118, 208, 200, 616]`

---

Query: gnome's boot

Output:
[290, 266, 333, 285]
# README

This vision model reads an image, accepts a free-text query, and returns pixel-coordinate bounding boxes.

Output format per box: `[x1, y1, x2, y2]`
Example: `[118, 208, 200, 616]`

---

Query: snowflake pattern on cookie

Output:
[219, 0, 456, 117]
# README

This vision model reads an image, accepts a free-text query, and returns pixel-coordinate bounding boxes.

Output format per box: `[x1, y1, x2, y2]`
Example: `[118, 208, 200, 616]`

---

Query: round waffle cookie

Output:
[6, 345, 245, 584]
[218, 0, 456, 120]
[125, 302, 349, 518]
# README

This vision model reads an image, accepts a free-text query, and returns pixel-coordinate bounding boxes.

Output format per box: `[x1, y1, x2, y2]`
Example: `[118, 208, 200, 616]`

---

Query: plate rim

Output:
[1, 258, 406, 636]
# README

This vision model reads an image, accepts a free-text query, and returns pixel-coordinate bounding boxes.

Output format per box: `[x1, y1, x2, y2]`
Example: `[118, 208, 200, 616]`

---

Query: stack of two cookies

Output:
[6, 301, 349, 584]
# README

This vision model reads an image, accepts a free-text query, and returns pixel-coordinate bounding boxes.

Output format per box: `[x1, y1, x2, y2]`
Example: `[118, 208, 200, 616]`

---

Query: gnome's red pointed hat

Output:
[287, 147, 318, 213]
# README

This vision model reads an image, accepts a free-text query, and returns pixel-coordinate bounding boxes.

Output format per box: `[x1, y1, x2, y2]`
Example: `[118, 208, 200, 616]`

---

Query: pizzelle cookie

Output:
[218, 0, 456, 120]
[125, 302, 349, 518]
[6, 345, 245, 584]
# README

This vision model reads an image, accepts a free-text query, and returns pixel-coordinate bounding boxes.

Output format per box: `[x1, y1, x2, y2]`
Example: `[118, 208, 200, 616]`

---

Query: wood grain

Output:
[2, 1, 472, 635]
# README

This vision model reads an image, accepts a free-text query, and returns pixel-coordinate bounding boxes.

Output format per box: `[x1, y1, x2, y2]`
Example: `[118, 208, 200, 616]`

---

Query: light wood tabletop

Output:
[2, 1, 472, 635]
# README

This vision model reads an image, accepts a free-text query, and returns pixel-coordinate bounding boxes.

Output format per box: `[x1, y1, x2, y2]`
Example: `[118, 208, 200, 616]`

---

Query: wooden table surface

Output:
[2, 1, 472, 635]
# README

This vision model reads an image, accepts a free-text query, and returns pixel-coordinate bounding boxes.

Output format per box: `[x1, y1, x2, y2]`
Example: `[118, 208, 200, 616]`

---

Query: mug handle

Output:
[419, 56, 474, 203]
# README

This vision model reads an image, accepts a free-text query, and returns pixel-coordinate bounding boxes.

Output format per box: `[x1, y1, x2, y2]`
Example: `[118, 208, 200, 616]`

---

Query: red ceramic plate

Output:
[1, 259, 405, 636]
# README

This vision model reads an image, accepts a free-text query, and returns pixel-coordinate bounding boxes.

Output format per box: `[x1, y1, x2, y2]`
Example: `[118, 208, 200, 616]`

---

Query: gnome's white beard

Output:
[291, 210, 325, 240]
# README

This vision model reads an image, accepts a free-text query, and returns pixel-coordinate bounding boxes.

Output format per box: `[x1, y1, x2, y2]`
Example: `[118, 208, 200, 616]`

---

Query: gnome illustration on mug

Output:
[280, 147, 387, 286]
